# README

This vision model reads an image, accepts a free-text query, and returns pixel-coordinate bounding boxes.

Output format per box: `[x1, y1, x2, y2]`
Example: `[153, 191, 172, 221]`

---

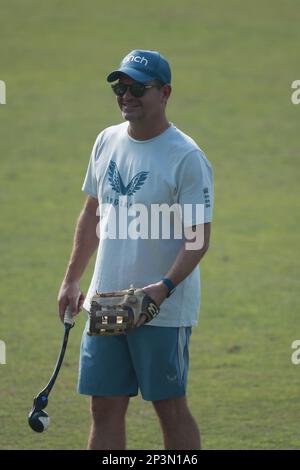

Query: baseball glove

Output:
[87, 287, 160, 336]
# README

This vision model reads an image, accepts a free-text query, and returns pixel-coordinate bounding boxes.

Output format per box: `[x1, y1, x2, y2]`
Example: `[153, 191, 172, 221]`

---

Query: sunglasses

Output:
[111, 81, 162, 98]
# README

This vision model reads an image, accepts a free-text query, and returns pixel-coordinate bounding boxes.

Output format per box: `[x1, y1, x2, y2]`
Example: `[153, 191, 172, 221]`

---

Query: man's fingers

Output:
[58, 292, 84, 323]
[58, 299, 68, 318]
[69, 299, 77, 315]
[78, 292, 85, 310]
[70, 297, 79, 317]
[70, 292, 83, 315]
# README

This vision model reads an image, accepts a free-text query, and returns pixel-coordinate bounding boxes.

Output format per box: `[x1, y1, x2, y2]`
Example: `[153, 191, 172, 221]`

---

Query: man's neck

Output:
[127, 118, 170, 141]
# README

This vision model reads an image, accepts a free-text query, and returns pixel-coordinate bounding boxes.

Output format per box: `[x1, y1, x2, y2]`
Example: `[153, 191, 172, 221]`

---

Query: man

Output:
[58, 49, 213, 450]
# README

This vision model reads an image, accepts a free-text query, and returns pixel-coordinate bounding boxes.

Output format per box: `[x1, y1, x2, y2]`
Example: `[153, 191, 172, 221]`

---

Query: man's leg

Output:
[88, 396, 130, 450]
[152, 396, 201, 450]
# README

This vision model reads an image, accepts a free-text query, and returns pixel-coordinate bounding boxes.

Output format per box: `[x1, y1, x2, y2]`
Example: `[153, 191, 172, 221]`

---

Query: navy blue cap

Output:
[107, 50, 171, 84]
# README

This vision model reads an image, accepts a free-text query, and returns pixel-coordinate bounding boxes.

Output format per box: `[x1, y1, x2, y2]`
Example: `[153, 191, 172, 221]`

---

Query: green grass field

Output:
[0, 0, 299, 450]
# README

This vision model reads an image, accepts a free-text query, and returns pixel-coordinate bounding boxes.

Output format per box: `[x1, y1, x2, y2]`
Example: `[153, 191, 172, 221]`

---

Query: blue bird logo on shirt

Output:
[108, 160, 149, 196]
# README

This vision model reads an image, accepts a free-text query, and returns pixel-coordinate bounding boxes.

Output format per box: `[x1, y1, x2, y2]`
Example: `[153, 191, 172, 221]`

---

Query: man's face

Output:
[115, 75, 170, 124]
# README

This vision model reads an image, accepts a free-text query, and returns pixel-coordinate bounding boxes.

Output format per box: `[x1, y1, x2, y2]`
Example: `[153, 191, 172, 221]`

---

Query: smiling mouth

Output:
[122, 104, 140, 110]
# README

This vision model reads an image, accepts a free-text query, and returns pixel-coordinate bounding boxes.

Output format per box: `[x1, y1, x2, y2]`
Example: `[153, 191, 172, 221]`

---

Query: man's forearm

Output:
[141, 224, 210, 310]
[64, 204, 99, 282]
[164, 243, 207, 287]
[164, 223, 211, 287]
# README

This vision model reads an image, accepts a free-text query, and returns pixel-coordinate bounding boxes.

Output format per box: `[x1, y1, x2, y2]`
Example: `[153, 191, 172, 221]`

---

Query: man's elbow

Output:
[184, 231, 210, 254]
[201, 239, 210, 255]
[197, 239, 209, 258]
[185, 223, 211, 253]
[184, 239, 209, 257]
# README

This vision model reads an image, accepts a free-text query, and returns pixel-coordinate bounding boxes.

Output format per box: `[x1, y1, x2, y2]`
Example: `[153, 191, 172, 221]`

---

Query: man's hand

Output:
[57, 279, 85, 323]
[136, 281, 169, 327]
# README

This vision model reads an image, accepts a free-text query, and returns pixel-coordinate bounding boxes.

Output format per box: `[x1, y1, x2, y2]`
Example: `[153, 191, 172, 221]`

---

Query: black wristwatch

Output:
[161, 278, 176, 297]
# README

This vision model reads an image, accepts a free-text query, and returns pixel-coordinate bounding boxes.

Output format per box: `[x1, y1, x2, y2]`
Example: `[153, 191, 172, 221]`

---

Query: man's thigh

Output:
[78, 321, 138, 397]
[127, 325, 192, 401]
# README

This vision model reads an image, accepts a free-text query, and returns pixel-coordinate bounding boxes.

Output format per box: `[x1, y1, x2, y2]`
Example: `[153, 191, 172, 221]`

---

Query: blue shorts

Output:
[77, 321, 192, 401]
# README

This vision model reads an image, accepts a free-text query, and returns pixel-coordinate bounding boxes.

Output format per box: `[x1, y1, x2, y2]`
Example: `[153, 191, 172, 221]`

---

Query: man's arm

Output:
[140, 223, 211, 317]
[164, 223, 211, 287]
[57, 196, 99, 321]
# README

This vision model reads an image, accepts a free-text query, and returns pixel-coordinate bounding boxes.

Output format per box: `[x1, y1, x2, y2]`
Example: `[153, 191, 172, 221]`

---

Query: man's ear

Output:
[161, 84, 172, 103]
[164, 85, 172, 98]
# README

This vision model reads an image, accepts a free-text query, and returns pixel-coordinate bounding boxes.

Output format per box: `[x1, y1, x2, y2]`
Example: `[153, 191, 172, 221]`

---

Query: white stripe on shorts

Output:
[178, 327, 187, 381]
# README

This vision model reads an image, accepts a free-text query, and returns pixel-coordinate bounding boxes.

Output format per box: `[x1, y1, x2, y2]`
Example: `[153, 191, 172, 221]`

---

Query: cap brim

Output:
[107, 66, 154, 84]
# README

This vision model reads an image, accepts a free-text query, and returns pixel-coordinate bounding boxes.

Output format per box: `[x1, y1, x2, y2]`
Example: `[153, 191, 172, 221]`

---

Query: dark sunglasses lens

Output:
[130, 83, 145, 97]
[112, 83, 127, 96]
[112, 82, 146, 97]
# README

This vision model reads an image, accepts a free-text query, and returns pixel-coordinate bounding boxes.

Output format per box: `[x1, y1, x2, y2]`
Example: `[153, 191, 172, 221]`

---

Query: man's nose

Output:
[122, 87, 134, 100]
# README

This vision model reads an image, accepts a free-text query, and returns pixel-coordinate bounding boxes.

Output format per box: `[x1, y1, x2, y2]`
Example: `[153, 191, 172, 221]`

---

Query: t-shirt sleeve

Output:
[177, 149, 214, 226]
[81, 137, 99, 199]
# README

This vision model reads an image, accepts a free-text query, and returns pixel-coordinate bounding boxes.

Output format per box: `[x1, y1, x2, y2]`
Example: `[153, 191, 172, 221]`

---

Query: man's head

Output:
[107, 50, 172, 125]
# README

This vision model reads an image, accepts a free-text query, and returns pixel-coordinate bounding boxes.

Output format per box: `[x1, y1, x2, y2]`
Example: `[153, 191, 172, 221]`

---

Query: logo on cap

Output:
[123, 55, 149, 67]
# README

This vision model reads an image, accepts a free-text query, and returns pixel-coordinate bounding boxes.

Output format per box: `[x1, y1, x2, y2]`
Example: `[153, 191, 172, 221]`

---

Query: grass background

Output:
[0, 0, 299, 450]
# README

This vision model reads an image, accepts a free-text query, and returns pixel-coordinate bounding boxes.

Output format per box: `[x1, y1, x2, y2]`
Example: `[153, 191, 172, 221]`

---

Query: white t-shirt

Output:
[82, 122, 213, 327]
